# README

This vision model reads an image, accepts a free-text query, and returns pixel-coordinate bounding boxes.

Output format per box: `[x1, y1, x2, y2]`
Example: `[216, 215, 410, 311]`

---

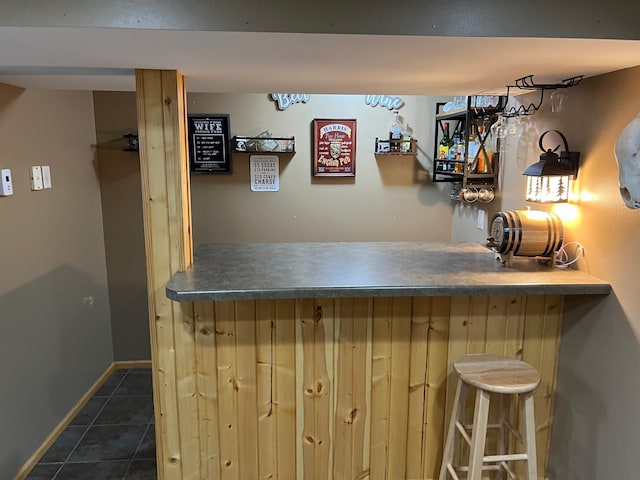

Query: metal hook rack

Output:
[502, 74, 583, 117]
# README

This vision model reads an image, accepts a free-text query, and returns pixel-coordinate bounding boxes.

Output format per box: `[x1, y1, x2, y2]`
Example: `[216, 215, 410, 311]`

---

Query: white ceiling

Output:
[1, 27, 640, 95]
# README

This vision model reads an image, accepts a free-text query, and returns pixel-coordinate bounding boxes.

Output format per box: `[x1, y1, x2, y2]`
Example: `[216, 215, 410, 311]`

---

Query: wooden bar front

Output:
[189, 294, 561, 480]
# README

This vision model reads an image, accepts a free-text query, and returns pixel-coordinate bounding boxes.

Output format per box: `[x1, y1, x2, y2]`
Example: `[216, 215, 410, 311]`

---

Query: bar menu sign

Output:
[188, 114, 231, 174]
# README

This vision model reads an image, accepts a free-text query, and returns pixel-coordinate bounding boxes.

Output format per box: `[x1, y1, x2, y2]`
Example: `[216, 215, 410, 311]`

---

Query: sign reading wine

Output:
[187, 114, 231, 174]
[364, 94, 405, 110]
[312, 118, 357, 177]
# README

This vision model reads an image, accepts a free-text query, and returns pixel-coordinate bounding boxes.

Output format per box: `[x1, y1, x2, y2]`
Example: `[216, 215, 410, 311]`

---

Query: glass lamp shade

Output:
[523, 142, 578, 203]
[525, 175, 570, 203]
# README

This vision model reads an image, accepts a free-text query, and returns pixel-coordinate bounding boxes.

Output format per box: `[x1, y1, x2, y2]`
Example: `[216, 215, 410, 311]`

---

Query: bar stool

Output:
[439, 353, 540, 480]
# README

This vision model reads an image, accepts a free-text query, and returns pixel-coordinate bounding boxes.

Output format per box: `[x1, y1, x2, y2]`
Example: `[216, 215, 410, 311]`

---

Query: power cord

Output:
[555, 242, 585, 268]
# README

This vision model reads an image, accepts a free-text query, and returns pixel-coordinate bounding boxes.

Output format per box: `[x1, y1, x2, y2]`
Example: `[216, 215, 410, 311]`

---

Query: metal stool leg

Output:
[439, 379, 469, 480]
[521, 391, 538, 480]
[468, 389, 490, 480]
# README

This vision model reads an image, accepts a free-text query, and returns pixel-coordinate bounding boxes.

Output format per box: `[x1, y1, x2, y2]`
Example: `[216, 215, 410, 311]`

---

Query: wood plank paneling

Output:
[256, 300, 277, 479]
[406, 297, 431, 479]
[423, 297, 451, 480]
[157, 289, 564, 479]
[136, 69, 195, 480]
[275, 300, 297, 479]
[370, 298, 393, 480]
[195, 301, 220, 480]
[387, 298, 412, 479]
[235, 301, 260, 479]
[299, 299, 332, 479]
[214, 301, 240, 480]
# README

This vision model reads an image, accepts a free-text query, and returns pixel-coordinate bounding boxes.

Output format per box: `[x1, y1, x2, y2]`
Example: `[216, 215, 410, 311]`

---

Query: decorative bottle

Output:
[439, 122, 453, 159]
[389, 110, 402, 151]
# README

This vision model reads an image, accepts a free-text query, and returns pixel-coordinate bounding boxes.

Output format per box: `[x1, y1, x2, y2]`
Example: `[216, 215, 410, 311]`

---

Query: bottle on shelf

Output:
[389, 110, 402, 151]
[452, 130, 465, 172]
[467, 123, 479, 171]
[401, 123, 412, 153]
[439, 122, 453, 160]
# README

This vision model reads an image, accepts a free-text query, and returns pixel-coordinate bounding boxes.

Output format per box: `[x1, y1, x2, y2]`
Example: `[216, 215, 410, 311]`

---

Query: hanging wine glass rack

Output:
[502, 74, 583, 117]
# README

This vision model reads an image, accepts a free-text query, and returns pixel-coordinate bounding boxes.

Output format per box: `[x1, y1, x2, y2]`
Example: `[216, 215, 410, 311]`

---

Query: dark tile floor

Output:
[26, 368, 157, 480]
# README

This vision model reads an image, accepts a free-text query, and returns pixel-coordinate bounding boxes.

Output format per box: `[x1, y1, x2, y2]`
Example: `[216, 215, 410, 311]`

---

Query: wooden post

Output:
[135, 69, 198, 480]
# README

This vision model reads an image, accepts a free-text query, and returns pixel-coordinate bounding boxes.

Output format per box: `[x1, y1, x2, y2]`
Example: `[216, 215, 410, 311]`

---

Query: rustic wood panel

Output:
[522, 295, 563, 476]
[406, 297, 430, 480]
[195, 301, 220, 480]
[157, 291, 564, 480]
[235, 301, 260, 479]
[214, 301, 240, 480]
[275, 300, 297, 479]
[136, 69, 195, 480]
[255, 300, 276, 479]
[299, 298, 332, 480]
[370, 298, 393, 480]
[423, 297, 451, 480]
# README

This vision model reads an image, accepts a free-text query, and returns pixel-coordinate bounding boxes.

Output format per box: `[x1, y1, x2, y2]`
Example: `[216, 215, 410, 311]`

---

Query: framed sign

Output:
[312, 118, 357, 177]
[250, 155, 279, 192]
[188, 114, 231, 174]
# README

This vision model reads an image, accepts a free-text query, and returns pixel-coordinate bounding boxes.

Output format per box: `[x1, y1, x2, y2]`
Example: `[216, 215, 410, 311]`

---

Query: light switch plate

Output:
[477, 209, 485, 230]
[30, 166, 43, 190]
[41, 165, 52, 189]
[0, 168, 13, 196]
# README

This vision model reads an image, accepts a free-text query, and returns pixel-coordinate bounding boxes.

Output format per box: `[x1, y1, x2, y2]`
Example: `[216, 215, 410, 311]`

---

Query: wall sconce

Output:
[523, 130, 580, 203]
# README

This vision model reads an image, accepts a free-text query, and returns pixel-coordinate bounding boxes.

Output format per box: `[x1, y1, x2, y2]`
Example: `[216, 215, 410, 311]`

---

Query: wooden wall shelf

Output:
[375, 137, 417, 155]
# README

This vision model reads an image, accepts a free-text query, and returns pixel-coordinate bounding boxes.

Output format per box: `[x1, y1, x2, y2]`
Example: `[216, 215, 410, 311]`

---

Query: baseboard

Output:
[12, 362, 117, 480]
[114, 359, 152, 370]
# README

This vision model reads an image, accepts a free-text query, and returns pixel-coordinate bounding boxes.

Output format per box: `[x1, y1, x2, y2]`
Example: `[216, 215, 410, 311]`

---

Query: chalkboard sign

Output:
[188, 114, 231, 174]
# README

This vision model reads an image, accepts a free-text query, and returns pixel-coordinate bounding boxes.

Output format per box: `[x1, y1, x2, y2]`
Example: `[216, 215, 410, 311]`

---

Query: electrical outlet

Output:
[30, 166, 43, 190]
[41, 165, 52, 189]
[477, 209, 485, 230]
[0, 168, 13, 196]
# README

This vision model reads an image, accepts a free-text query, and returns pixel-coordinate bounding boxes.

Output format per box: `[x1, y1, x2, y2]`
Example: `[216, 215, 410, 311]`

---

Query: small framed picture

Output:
[312, 118, 357, 177]
[188, 114, 231, 174]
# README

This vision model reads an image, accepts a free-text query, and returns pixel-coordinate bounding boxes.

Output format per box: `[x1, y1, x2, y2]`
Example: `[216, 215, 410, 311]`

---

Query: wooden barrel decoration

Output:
[489, 209, 563, 257]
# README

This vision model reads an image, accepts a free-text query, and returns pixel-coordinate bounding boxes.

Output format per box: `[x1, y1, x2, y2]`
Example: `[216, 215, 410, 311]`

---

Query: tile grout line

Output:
[122, 421, 155, 479]
[49, 369, 129, 480]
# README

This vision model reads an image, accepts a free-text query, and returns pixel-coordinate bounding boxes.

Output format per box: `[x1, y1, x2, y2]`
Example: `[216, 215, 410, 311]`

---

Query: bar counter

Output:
[162, 242, 610, 479]
[166, 241, 610, 301]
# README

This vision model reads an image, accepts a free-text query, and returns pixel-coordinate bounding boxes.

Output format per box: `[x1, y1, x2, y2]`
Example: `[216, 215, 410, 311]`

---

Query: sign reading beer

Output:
[188, 114, 231, 174]
[312, 118, 357, 177]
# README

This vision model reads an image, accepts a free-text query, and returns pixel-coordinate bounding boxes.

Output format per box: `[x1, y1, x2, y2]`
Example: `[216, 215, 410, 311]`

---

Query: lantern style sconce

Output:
[523, 130, 580, 203]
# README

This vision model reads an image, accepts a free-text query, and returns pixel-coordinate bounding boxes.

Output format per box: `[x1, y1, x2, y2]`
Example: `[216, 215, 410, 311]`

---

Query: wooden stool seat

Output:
[439, 354, 540, 480]
[454, 353, 541, 394]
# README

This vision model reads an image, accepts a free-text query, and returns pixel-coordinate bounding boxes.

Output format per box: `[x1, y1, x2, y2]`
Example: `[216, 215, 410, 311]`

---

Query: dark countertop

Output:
[165, 242, 611, 302]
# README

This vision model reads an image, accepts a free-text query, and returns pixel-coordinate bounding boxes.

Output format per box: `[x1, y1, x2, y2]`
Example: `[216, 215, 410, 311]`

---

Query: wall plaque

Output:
[312, 118, 357, 177]
[188, 114, 231, 174]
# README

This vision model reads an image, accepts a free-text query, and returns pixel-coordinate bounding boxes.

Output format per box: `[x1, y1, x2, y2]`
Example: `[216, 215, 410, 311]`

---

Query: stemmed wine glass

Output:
[507, 115, 525, 138]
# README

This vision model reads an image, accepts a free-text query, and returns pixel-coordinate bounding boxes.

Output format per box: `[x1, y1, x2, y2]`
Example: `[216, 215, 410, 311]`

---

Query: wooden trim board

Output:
[114, 360, 153, 370]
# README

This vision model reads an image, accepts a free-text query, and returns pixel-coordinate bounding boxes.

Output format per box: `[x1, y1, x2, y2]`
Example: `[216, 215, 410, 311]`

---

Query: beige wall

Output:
[0, 84, 113, 478]
[451, 66, 640, 479]
[189, 93, 452, 245]
[93, 91, 149, 361]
